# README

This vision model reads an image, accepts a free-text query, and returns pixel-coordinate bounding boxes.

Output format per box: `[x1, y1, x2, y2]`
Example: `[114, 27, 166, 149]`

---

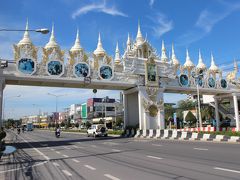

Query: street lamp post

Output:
[47, 93, 67, 125]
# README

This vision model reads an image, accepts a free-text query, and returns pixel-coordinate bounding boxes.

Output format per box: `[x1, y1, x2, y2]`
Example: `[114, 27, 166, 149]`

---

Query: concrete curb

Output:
[135, 129, 240, 143]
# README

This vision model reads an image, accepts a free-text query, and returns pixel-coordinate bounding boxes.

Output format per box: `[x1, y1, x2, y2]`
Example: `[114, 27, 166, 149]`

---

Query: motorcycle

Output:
[17, 128, 20, 134]
[55, 131, 60, 138]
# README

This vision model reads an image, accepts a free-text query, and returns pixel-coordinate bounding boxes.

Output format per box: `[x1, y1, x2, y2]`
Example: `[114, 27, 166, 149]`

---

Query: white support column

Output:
[214, 97, 220, 131]
[123, 94, 128, 129]
[233, 94, 240, 131]
[0, 79, 5, 128]
[138, 91, 143, 130]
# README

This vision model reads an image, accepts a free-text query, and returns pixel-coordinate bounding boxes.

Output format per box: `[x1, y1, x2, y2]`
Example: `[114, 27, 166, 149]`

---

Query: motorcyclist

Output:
[17, 127, 21, 134]
[22, 126, 25, 133]
[55, 126, 60, 137]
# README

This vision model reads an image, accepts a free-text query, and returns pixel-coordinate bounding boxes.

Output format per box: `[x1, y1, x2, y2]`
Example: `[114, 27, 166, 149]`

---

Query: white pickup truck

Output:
[87, 124, 108, 137]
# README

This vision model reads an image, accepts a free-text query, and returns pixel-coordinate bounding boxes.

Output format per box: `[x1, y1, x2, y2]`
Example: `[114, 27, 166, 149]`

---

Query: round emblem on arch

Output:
[179, 74, 189, 87]
[99, 65, 113, 80]
[220, 79, 228, 89]
[148, 105, 158, 117]
[208, 77, 216, 88]
[74, 62, 90, 78]
[47, 60, 64, 76]
[17, 58, 36, 75]
[195, 75, 204, 87]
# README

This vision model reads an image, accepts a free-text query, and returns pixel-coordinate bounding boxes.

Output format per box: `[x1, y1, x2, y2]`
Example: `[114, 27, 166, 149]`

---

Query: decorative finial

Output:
[115, 42, 121, 64]
[161, 40, 168, 62]
[45, 23, 58, 48]
[184, 49, 195, 69]
[209, 52, 219, 73]
[70, 29, 82, 52]
[197, 49, 206, 70]
[171, 43, 179, 66]
[18, 18, 32, 45]
[136, 20, 144, 45]
[94, 32, 105, 56]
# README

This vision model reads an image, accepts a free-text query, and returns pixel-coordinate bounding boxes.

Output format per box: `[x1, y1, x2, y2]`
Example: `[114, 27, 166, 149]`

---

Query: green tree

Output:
[176, 100, 196, 120]
[115, 117, 123, 127]
[60, 121, 65, 127]
[185, 111, 197, 126]
[164, 104, 175, 121]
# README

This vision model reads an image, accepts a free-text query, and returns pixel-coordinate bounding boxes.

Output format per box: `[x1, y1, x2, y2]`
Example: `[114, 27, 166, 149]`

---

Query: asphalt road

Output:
[0, 129, 240, 180]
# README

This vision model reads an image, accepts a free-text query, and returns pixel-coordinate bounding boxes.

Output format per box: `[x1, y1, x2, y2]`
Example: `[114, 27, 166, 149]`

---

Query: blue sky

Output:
[1, 0, 240, 119]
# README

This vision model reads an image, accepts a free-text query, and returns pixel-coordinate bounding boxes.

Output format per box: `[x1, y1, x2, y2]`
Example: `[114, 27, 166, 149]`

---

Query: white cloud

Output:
[196, 1, 240, 33]
[72, 1, 128, 19]
[149, 0, 155, 7]
[150, 13, 173, 38]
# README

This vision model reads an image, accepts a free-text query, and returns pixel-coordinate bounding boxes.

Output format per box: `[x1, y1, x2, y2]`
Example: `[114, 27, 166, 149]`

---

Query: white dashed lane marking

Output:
[104, 174, 121, 180]
[194, 148, 208, 151]
[84, 165, 96, 170]
[72, 159, 80, 163]
[62, 170, 72, 176]
[63, 155, 69, 158]
[52, 162, 60, 167]
[112, 149, 121, 152]
[56, 151, 61, 154]
[152, 144, 162, 147]
[214, 167, 240, 174]
[147, 155, 163, 160]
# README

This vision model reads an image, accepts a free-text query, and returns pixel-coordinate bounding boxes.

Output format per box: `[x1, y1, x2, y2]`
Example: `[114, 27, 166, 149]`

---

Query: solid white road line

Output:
[15, 133, 50, 161]
[104, 174, 121, 180]
[62, 170, 72, 176]
[84, 165, 96, 170]
[214, 167, 240, 174]
[63, 155, 69, 158]
[52, 162, 60, 167]
[194, 148, 208, 151]
[147, 155, 163, 160]
[72, 159, 80, 163]
[152, 144, 162, 147]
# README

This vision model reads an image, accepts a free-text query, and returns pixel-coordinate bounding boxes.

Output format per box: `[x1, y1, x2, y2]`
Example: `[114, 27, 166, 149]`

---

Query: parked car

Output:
[87, 124, 108, 137]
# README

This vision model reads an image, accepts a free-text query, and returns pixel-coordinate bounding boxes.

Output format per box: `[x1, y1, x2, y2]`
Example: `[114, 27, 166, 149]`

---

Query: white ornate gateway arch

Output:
[0, 21, 240, 131]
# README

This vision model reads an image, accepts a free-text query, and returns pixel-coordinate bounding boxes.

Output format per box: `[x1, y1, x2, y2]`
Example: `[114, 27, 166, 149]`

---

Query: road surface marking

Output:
[64, 146, 71, 150]
[63, 154, 69, 158]
[56, 151, 61, 154]
[152, 144, 162, 147]
[72, 159, 80, 163]
[62, 170, 72, 176]
[194, 148, 208, 151]
[91, 145, 97, 147]
[104, 174, 121, 180]
[84, 165, 96, 170]
[214, 167, 240, 174]
[50, 148, 55, 151]
[0, 161, 47, 174]
[112, 149, 121, 152]
[15, 133, 50, 161]
[72, 145, 78, 148]
[147, 155, 163, 160]
[52, 162, 60, 167]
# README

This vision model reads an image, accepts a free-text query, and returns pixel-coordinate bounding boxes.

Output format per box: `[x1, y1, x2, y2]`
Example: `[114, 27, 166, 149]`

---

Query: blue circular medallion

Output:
[208, 77, 216, 88]
[74, 63, 89, 77]
[47, 61, 63, 76]
[100, 66, 113, 79]
[195, 75, 204, 87]
[18, 58, 35, 74]
[220, 79, 227, 88]
[179, 74, 189, 86]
